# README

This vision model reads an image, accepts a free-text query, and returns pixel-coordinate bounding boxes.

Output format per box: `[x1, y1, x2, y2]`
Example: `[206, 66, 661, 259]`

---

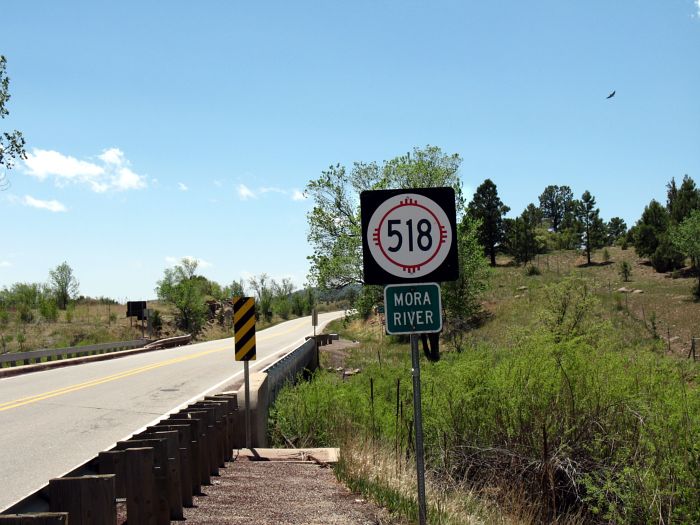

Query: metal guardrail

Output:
[263, 338, 316, 403]
[0, 339, 151, 368]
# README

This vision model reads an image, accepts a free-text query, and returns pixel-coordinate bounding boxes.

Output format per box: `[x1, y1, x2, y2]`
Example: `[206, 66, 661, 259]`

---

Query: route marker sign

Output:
[384, 283, 442, 335]
[233, 297, 256, 361]
[360, 187, 458, 285]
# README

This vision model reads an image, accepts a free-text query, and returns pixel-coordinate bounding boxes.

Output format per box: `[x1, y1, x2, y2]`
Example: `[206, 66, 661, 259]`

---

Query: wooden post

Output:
[98, 450, 127, 498]
[166, 417, 207, 489]
[49, 475, 116, 525]
[117, 440, 175, 522]
[135, 431, 184, 517]
[0, 514, 69, 525]
[123, 447, 158, 525]
[149, 424, 195, 505]
[181, 409, 219, 475]
[169, 415, 210, 486]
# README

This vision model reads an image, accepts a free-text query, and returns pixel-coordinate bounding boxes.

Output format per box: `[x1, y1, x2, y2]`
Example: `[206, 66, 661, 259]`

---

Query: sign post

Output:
[233, 296, 257, 450]
[360, 187, 458, 525]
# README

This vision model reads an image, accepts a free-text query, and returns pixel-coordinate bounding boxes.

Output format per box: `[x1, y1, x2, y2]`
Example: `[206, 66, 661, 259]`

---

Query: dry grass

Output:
[477, 246, 700, 358]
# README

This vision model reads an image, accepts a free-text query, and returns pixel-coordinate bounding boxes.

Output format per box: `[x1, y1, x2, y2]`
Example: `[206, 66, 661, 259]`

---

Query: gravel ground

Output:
[180, 456, 394, 525]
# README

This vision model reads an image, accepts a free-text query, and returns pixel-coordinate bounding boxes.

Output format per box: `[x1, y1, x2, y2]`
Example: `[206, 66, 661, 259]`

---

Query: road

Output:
[0, 311, 343, 511]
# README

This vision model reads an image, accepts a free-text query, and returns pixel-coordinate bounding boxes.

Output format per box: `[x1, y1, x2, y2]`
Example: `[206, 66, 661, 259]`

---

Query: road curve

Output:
[0, 311, 344, 511]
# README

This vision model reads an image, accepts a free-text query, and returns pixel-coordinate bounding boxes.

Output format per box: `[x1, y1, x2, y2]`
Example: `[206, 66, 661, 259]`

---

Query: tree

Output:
[306, 145, 464, 290]
[670, 209, 700, 294]
[467, 179, 510, 266]
[248, 273, 275, 322]
[49, 262, 79, 310]
[505, 205, 540, 265]
[668, 175, 700, 225]
[607, 217, 627, 245]
[0, 55, 27, 190]
[538, 185, 573, 232]
[577, 191, 606, 265]
[634, 200, 669, 259]
[155, 259, 207, 334]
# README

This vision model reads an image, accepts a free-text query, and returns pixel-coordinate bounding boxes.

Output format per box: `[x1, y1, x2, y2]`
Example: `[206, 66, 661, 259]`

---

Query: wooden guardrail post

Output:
[194, 401, 229, 463]
[0, 514, 69, 525]
[123, 447, 158, 525]
[117, 440, 174, 522]
[48, 474, 115, 525]
[179, 409, 218, 476]
[98, 451, 127, 498]
[166, 416, 208, 488]
[134, 431, 184, 514]
[148, 424, 195, 505]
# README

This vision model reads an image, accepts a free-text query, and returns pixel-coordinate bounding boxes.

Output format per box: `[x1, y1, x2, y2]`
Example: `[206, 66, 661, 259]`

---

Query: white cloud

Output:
[696, 0, 700, 17]
[0, 261, 11, 268]
[237, 184, 257, 200]
[24, 148, 147, 193]
[22, 195, 67, 212]
[259, 186, 286, 195]
[178, 182, 189, 191]
[165, 256, 213, 269]
[291, 189, 306, 201]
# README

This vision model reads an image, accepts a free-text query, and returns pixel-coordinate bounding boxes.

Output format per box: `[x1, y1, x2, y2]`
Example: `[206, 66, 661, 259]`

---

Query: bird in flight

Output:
[606, 90, 616, 99]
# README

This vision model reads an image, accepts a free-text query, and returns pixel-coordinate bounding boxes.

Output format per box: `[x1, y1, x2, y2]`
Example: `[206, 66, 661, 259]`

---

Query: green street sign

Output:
[384, 283, 442, 335]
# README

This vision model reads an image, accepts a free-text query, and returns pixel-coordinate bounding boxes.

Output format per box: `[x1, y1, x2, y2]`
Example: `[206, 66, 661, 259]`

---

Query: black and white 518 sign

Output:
[360, 187, 459, 285]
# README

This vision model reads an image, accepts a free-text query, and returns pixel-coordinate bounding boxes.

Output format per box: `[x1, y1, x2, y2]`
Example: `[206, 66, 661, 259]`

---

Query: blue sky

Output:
[1, 1, 699, 299]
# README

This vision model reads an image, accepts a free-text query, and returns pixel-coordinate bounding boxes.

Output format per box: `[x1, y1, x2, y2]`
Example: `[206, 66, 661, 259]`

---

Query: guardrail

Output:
[0, 339, 151, 368]
[1, 332, 337, 523]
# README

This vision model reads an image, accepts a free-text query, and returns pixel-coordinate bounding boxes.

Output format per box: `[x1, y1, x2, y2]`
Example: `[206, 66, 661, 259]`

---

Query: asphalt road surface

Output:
[0, 311, 343, 511]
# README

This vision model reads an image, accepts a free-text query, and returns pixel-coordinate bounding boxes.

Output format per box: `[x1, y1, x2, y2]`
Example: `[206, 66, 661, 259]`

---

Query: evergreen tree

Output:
[634, 200, 669, 259]
[467, 179, 510, 266]
[668, 174, 700, 224]
[577, 191, 606, 265]
[538, 185, 573, 232]
[607, 217, 627, 245]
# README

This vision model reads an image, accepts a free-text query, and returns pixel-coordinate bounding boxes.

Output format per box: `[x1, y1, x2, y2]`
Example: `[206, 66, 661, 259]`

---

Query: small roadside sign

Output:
[311, 308, 318, 327]
[384, 283, 442, 335]
[233, 297, 256, 361]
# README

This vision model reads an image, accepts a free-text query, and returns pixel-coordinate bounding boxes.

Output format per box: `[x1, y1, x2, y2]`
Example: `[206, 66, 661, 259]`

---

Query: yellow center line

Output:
[0, 317, 313, 413]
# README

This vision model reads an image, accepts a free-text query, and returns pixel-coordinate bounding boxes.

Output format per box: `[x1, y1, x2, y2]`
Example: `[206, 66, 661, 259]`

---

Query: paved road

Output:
[0, 311, 343, 511]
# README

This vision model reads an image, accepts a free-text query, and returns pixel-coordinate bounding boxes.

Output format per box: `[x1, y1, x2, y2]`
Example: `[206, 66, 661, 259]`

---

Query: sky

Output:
[1, 1, 699, 300]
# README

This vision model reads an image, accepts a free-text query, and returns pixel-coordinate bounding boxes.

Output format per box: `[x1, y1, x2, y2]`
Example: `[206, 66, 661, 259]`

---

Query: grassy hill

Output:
[270, 247, 700, 524]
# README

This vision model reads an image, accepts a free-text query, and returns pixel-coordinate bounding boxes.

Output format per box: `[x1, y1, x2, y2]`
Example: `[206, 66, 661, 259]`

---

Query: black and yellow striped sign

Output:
[233, 297, 256, 361]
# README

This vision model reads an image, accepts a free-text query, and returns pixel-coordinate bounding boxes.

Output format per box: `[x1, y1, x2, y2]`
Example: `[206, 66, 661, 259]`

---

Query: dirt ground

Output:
[180, 454, 399, 525]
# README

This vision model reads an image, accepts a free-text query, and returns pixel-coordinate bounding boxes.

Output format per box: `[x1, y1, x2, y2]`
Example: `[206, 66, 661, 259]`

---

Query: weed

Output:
[525, 265, 541, 276]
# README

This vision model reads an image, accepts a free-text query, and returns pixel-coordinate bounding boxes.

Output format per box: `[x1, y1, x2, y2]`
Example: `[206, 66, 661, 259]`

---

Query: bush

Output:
[525, 265, 541, 276]
[619, 261, 632, 282]
[150, 309, 163, 336]
[651, 237, 685, 273]
[602, 248, 611, 263]
[18, 304, 33, 323]
[39, 298, 58, 322]
[0, 307, 8, 327]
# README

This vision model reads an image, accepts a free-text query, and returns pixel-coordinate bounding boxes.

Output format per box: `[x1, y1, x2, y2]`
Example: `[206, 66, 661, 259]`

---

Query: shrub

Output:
[619, 261, 632, 282]
[650, 237, 685, 273]
[149, 309, 163, 336]
[525, 265, 541, 276]
[18, 304, 33, 323]
[0, 307, 8, 327]
[39, 298, 58, 322]
[602, 248, 611, 263]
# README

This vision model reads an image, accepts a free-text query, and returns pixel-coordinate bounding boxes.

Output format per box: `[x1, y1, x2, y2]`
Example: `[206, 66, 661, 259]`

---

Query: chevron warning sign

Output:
[233, 297, 256, 361]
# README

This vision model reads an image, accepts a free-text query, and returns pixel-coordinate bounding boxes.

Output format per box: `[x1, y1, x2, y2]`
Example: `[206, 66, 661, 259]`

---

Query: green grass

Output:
[270, 249, 700, 524]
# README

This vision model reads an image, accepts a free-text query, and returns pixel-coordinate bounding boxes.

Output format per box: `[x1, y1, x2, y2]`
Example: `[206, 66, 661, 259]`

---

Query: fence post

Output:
[124, 447, 158, 525]
[49, 475, 116, 525]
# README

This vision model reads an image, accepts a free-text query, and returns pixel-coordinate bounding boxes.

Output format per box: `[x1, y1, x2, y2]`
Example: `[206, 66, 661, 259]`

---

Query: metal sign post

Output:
[410, 333, 428, 525]
[233, 297, 257, 450]
[360, 187, 459, 525]
[244, 360, 251, 449]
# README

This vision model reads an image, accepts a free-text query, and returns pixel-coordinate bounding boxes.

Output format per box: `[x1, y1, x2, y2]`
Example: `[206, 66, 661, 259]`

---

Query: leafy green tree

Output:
[671, 209, 700, 293]
[577, 191, 606, 265]
[306, 145, 463, 289]
[248, 273, 275, 322]
[0, 55, 27, 190]
[467, 179, 510, 266]
[651, 237, 685, 273]
[272, 277, 295, 320]
[607, 217, 627, 245]
[442, 215, 489, 321]
[667, 175, 700, 225]
[224, 279, 246, 299]
[538, 185, 573, 232]
[155, 259, 207, 334]
[49, 262, 79, 310]
[634, 200, 669, 259]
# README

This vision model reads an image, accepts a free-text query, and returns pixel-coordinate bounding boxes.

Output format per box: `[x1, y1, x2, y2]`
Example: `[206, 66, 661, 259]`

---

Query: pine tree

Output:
[468, 179, 510, 266]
